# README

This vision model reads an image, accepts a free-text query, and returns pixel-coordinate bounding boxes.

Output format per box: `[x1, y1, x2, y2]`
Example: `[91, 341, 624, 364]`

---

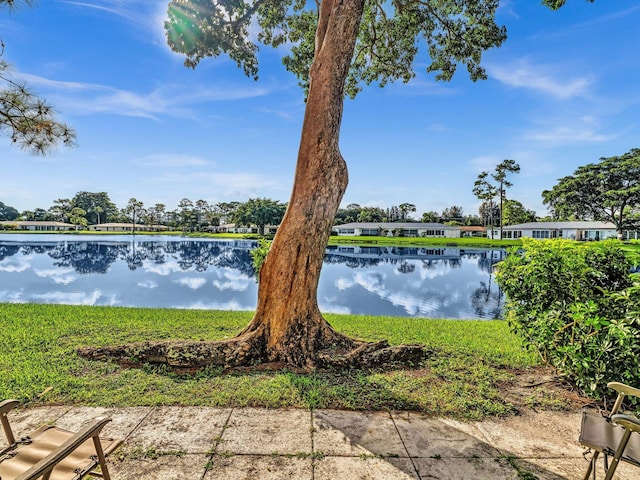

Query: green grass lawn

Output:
[0, 304, 545, 419]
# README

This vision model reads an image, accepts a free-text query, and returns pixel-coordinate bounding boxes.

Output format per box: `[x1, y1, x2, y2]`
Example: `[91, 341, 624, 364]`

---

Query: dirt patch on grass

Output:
[498, 366, 594, 413]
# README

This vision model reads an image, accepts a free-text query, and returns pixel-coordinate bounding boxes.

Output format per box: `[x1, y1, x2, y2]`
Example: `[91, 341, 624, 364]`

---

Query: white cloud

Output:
[143, 258, 183, 275]
[213, 269, 251, 291]
[178, 300, 253, 311]
[0, 259, 31, 273]
[150, 171, 285, 198]
[489, 58, 592, 99]
[526, 126, 618, 146]
[139, 153, 209, 168]
[34, 268, 77, 285]
[174, 277, 207, 289]
[137, 280, 158, 289]
[17, 73, 271, 120]
[31, 290, 105, 305]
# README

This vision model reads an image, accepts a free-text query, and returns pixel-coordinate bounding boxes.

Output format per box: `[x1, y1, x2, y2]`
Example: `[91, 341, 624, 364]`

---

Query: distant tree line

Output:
[0, 192, 288, 234]
[4, 147, 638, 234]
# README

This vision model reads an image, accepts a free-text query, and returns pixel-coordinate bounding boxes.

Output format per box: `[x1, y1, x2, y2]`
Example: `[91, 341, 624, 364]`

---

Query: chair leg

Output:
[604, 430, 633, 480]
[582, 451, 598, 480]
[92, 435, 111, 480]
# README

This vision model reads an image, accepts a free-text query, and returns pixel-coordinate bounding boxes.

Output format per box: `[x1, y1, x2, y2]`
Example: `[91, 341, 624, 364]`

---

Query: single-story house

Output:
[209, 223, 278, 235]
[488, 221, 618, 241]
[0, 220, 75, 231]
[88, 223, 169, 232]
[459, 226, 487, 237]
[332, 222, 461, 238]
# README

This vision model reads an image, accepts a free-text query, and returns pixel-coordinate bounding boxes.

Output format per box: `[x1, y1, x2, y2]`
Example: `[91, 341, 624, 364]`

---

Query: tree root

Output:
[77, 332, 429, 372]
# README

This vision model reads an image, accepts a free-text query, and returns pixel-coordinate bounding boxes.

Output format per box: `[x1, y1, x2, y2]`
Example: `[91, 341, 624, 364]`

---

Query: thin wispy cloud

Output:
[489, 58, 592, 99]
[16, 72, 271, 119]
[526, 126, 618, 146]
[151, 171, 285, 198]
[139, 154, 209, 168]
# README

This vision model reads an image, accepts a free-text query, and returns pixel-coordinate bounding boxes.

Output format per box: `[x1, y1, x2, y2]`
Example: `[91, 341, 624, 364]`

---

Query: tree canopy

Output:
[232, 197, 287, 235]
[166, 0, 507, 97]
[0, 0, 76, 154]
[542, 148, 640, 235]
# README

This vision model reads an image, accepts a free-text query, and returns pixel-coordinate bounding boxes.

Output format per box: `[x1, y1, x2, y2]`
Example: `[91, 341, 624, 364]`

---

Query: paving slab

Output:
[313, 409, 408, 457]
[441, 411, 584, 458]
[109, 453, 208, 480]
[5, 405, 72, 435]
[204, 454, 313, 480]
[314, 456, 419, 480]
[54, 405, 153, 440]
[220, 407, 312, 455]
[125, 406, 231, 453]
[412, 457, 519, 480]
[391, 413, 502, 459]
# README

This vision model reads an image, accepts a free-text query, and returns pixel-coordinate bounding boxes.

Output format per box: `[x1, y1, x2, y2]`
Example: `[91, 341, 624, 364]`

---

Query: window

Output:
[532, 230, 550, 239]
[339, 228, 355, 235]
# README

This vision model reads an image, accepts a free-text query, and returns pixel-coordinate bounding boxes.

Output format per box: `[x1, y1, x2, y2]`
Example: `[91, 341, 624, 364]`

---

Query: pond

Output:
[0, 235, 505, 319]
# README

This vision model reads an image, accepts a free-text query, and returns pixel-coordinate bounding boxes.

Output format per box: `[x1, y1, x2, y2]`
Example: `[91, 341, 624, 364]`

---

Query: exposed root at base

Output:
[77, 333, 429, 372]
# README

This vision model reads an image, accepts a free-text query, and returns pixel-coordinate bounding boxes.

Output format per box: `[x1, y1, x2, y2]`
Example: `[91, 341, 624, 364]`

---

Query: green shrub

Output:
[495, 239, 640, 401]
[250, 238, 271, 276]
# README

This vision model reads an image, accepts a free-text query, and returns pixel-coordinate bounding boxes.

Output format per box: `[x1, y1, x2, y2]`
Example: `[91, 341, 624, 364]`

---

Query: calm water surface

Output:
[0, 235, 505, 319]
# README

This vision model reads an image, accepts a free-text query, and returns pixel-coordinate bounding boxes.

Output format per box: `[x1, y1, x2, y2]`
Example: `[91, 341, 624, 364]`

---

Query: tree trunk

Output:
[78, 0, 427, 371]
[237, 0, 366, 367]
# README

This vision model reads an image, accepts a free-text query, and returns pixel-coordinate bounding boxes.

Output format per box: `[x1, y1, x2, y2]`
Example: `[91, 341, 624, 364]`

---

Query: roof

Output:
[0, 220, 74, 227]
[503, 221, 617, 230]
[333, 222, 459, 230]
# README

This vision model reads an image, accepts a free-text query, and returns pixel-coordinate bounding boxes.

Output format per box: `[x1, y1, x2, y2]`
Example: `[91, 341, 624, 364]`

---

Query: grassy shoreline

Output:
[0, 303, 551, 419]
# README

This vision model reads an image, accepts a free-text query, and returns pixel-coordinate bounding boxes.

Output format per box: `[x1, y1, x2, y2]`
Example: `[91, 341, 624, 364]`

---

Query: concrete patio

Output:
[5, 405, 638, 479]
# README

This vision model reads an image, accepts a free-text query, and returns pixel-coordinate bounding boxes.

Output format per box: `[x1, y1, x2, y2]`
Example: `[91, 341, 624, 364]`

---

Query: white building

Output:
[332, 222, 461, 238]
[0, 220, 75, 231]
[88, 223, 169, 232]
[488, 221, 618, 241]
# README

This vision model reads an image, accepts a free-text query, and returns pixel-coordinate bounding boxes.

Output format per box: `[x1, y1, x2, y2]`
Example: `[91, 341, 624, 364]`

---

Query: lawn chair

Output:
[0, 399, 122, 480]
[579, 382, 640, 480]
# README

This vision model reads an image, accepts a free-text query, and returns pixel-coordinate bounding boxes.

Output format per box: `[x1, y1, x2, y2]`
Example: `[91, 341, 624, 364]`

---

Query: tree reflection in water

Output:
[0, 238, 505, 318]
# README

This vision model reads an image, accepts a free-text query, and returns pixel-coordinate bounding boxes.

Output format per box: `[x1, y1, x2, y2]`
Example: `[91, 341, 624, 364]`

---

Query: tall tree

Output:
[473, 171, 497, 230]
[493, 159, 520, 240]
[0, 1, 76, 154]
[68, 207, 87, 230]
[473, 159, 520, 238]
[502, 199, 535, 226]
[48, 198, 72, 223]
[441, 205, 464, 223]
[195, 199, 209, 231]
[542, 148, 640, 238]
[178, 198, 195, 232]
[398, 203, 417, 221]
[71, 191, 118, 224]
[123, 198, 144, 233]
[232, 198, 286, 235]
[83, 0, 576, 369]
[421, 211, 440, 223]
[0, 200, 18, 220]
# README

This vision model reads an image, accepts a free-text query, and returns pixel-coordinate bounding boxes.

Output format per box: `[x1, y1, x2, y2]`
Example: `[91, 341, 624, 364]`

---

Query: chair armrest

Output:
[1, 399, 20, 445]
[608, 382, 640, 399]
[611, 413, 640, 434]
[15, 417, 112, 480]
[0, 399, 20, 416]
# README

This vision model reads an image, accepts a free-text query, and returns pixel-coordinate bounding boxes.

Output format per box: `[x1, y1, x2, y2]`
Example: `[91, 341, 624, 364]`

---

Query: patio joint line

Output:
[200, 407, 234, 480]
[389, 411, 422, 480]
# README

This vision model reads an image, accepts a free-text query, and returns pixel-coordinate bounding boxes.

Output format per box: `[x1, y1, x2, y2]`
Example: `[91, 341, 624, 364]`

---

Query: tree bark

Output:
[237, 0, 367, 367]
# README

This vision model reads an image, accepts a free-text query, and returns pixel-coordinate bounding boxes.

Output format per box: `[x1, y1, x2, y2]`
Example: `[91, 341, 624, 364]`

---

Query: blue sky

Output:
[1, 0, 639, 219]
